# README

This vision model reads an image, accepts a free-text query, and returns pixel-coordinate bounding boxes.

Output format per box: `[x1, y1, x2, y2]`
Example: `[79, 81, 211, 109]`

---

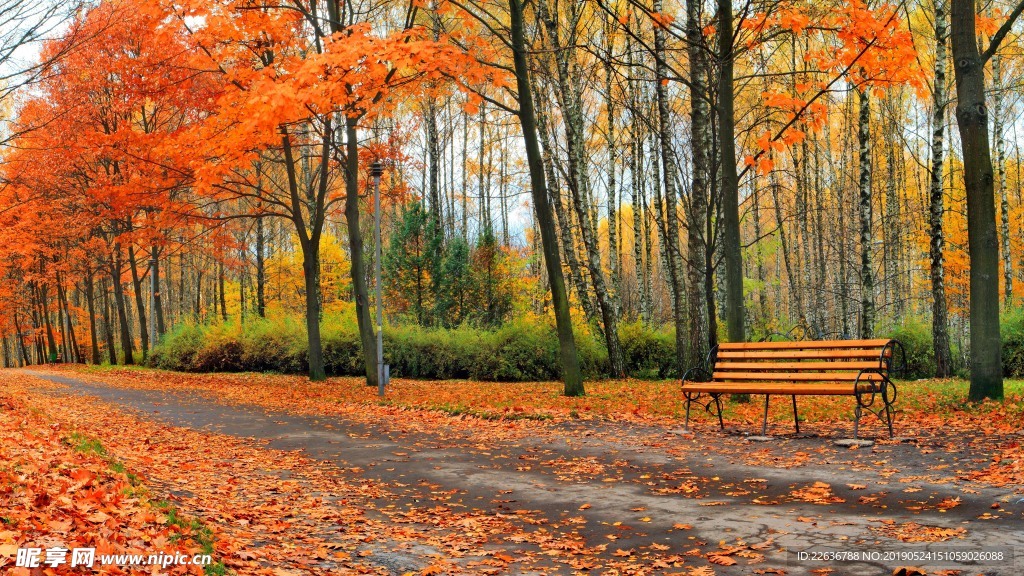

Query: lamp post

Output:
[371, 160, 386, 397]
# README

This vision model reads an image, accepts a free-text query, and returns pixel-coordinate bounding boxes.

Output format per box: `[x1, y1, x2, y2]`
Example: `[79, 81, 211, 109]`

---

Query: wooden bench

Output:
[681, 339, 905, 438]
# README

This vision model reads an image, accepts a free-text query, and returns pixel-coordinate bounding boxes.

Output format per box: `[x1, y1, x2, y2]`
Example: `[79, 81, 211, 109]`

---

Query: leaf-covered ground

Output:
[0, 391, 214, 575]
[3, 366, 1023, 575]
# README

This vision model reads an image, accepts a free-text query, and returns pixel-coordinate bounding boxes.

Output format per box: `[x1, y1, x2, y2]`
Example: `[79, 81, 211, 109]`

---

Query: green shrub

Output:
[149, 313, 658, 381]
[151, 323, 206, 371]
[618, 320, 676, 378]
[1001, 308, 1024, 378]
[192, 323, 245, 372]
[386, 324, 481, 379]
[885, 318, 936, 380]
[477, 319, 559, 381]
[320, 315, 363, 376]
[241, 316, 307, 373]
[574, 325, 609, 379]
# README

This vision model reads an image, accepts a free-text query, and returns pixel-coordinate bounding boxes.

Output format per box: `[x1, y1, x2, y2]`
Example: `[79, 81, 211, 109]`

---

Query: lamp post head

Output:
[370, 160, 384, 179]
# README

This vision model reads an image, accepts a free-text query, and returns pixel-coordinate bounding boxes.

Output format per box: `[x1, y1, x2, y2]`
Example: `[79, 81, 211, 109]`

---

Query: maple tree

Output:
[124, 0, 490, 382]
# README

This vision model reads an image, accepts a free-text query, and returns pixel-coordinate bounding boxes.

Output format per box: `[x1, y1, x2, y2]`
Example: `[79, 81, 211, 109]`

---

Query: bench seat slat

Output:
[717, 339, 892, 351]
[712, 371, 884, 382]
[718, 350, 889, 360]
[681, 382, 881, 395]
[714, 361, 881, 371]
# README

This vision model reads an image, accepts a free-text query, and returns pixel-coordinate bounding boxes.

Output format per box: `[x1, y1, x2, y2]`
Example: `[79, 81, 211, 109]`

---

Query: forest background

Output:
[2, 0, 1024, 400]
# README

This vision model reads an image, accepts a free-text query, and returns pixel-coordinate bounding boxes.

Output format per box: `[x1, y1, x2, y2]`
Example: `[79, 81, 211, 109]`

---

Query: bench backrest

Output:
[710, 339, 898, 384]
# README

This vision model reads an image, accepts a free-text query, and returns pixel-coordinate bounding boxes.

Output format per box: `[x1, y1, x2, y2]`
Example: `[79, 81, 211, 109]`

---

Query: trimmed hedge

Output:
[150, 311, 1024, 381]
[149, 314, 675, 381]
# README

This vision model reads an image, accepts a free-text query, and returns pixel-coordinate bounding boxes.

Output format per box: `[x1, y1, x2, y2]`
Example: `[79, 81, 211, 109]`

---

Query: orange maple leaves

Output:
[744, 0, 923, 174]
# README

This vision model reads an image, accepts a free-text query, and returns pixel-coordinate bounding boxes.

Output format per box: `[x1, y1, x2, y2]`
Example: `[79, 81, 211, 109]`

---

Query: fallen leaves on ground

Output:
[789, 482, 845, 505]
[0, 395, 206, 575]
[38, 365, 1024, 492]
[9, 366, 1021, 575]
[871, 520, 967, 542]
[5, 371, 796, 575]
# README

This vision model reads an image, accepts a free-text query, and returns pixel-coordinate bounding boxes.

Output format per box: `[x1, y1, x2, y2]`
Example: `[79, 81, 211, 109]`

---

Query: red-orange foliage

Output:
[744, 0, 922, 173]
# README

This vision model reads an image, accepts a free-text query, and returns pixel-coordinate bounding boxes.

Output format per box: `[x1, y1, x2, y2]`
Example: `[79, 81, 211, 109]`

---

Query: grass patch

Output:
[157, 499, 226, 575]
[431, 403, 553, 421]
[64, 431, 107, 457]
[897, 379, 1024, 413]
[108, 460, 142, 486]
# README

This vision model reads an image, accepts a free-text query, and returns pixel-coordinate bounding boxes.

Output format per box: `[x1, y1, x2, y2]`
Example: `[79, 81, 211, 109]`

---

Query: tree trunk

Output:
[625, 27, 653, 323]
[219, 261, 227, 321]
[55, 283, 68, 361]
[537, 0, 624, 377]
[461, 108, 469, 239]
[86, 267, 101, 364]
[128, 244, 149, 357]
[717, 0, 744, 343]
[751, 176, 767, 330]
[857, 88, 875, 338]
[255, 214, 267, 317]
[656, 0, 691, 371]
[342, 118, 378, 387]
[99, 275, 117, 364]
[28, 285, 43, 363]
[109, 248, 135, 365]
[883, 110, 902, 324]
[929, 1, 954, 378]
[509, 0, 583, 395]
[769, 170, 805, 326]
[632, 133, 647, 323]
[38, 284, 58, 360]
[950, 0, 1004, 399]
[536, 96, 598, 324]
[151, 247, 165, 336]
[57, 277, 80, 363]
[993, 54, 1013, 304]
[301, 237, 325, 380]
[194, 268, 203, 319]
[478, 101, 489, 235]
[425, 98, 443, 230]
[280, 124, 329, 382]
[13, 311, 29, 366]
[604, 22, 620, 309]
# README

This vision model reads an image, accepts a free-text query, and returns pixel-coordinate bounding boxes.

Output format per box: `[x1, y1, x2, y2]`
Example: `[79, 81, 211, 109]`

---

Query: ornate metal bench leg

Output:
[791, 395, 799, 433]
[883, 379, 896, 438]
[883, 389, 895, 438]
[684, 395, 692, 431]
[714, 394, 724, 430]
[761, 394, 771, 436]
[853, 403, 861, 440]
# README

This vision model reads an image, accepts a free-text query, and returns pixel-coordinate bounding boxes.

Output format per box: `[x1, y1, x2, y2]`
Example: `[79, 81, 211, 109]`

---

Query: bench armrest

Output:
[881, 339, 907, 378]
[681, 366, 712, 383]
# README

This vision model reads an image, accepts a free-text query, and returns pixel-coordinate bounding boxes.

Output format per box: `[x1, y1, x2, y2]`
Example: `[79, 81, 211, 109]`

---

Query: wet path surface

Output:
[25, 371, 1024, 575]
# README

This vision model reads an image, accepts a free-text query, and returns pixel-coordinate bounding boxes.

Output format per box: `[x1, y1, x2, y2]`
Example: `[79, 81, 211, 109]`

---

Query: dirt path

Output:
[21, 370, 1024, 575]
